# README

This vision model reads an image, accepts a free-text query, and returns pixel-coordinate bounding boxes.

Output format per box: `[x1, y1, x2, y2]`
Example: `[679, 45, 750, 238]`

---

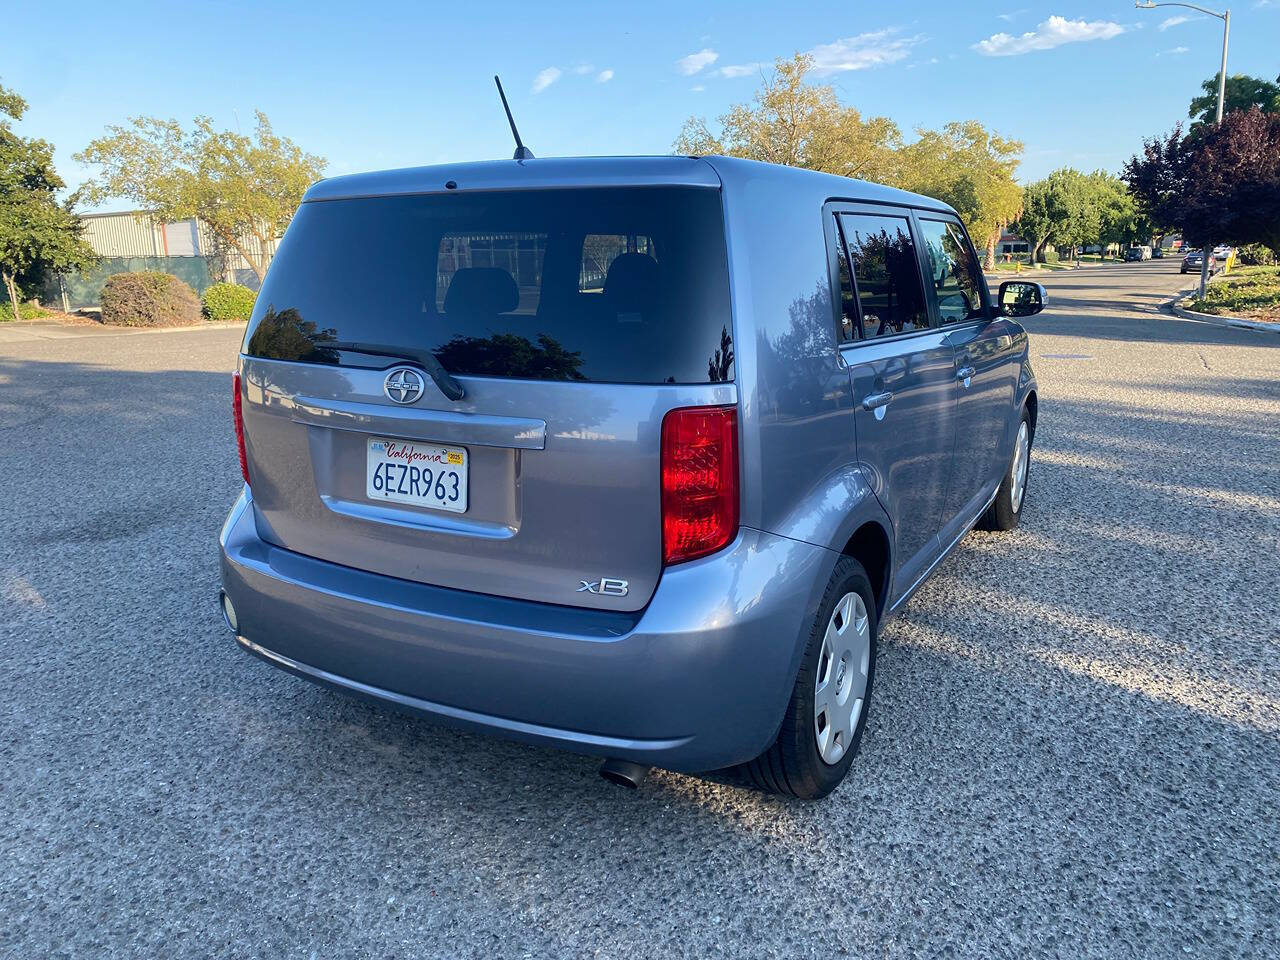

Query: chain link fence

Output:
[42, 257, 261, 311]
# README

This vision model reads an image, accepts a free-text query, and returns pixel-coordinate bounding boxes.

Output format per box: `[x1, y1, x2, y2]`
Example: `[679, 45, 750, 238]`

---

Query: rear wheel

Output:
[742, 557, 877, 800]
[978, 407, 1032, 531]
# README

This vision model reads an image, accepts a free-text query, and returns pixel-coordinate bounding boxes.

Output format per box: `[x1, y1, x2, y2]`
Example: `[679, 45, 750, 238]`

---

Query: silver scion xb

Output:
[219, 156, 1043, 799]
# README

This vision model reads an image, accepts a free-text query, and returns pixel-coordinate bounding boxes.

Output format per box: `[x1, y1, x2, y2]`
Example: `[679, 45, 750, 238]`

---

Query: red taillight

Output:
[661, 405, 739, 565]
[233, 372, 250, 486]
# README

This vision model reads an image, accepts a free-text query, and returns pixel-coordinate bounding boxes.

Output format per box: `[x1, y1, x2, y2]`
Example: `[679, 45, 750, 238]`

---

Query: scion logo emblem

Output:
[384, 367, 426, 405]
[578, 577, 629, 597]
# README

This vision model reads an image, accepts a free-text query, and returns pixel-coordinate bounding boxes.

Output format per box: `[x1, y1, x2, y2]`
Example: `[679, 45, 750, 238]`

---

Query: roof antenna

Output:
[494, 75, 534, 160]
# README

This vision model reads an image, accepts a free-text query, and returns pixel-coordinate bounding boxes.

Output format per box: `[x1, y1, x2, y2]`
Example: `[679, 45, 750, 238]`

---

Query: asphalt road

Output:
[2, 260, 1278, 958]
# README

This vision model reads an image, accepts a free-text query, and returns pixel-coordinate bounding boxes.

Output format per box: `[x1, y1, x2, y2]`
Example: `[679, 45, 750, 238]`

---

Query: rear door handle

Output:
[861, 391, 893, 419]
[956, 365, 975, 385]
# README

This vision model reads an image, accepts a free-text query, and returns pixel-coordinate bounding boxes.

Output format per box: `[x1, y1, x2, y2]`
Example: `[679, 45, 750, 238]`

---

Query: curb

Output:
[1168, 299, 1279, 334]
[0, 320, 247, 345]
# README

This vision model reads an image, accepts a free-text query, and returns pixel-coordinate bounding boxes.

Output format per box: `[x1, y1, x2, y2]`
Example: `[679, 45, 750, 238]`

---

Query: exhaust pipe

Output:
[599, 758, 650, 789]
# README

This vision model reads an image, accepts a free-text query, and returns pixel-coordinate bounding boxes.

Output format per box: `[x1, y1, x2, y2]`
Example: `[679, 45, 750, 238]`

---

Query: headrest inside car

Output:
[604, 253, 660, 318]
[443, 267, 519, 316]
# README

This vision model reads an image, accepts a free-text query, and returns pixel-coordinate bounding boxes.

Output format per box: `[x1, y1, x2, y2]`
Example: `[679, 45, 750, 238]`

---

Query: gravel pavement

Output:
[2, 260, 1278, 958]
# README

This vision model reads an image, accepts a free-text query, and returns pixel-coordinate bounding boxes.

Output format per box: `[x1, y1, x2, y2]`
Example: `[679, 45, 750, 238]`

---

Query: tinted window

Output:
[245, 188, 732, 384]
[836, 213, 929, 340]
[832, 218, 857, 342]
[918, 218, 988, 324]
[580, 234, 654, 293]
[437, 233, 545, 314]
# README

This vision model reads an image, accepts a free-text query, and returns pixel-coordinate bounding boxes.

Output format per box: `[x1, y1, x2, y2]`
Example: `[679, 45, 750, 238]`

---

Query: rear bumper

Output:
[219, 492, 833, 772]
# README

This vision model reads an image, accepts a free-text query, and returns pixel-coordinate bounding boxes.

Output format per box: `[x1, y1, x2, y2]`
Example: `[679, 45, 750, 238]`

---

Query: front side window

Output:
[918, 218, 988, 325]
[836, 213, 929, 340]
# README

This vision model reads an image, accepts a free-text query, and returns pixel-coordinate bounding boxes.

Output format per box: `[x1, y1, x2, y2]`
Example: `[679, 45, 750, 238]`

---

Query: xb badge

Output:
[578, 577, 629, 597]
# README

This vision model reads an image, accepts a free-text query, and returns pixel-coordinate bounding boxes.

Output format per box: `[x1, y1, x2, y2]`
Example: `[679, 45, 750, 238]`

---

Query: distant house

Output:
[997, 228, 1031, 257]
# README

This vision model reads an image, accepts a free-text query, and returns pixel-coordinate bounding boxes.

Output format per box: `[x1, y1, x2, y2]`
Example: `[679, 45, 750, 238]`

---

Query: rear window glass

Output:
[580, 234, 655, 293]
[436, 233, 545, 314]
[244, 188, 733, 384]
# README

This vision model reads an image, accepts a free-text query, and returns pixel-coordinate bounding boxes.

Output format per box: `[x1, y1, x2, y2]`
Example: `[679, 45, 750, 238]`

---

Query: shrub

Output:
[99, 272, 202, 327]
[0, 301, 46, 321]
[1043, 249, 1060, 264]
[201, 282, 257, 323]
[1186, 265, 1280, 320]
[1236, 243, 1278, 267]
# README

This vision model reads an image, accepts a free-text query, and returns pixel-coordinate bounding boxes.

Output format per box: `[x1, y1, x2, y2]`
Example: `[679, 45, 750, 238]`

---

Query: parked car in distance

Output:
[1124, 246, 1152, 262]
[1152, 246, 1164, 259]
[1182, 250, 1218, 275]
[219, 156, 1043, 800]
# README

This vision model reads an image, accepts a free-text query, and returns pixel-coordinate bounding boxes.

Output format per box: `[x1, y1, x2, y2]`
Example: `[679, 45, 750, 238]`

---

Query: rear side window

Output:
[918, 218, 988, 324]
[836, 213, 929, 340]
[245, 188, 732, 384]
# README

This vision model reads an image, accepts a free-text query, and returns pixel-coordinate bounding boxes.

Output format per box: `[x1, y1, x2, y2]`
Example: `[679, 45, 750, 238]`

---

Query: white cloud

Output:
[691, 84, 706, 92]
[998, 9, 1027, 21]
[572, 63, 595, 75]
[715, 29, 924, 80]
[973, 16, 1126, 56]
[596, 69, 614, 83]
[808, 29, 927, 74]
[1158, 45, 1190, 55]
[718, 62, 764, 78]
[1159, 15, 1192, 30]
[532, 67, 561, 93]
[677, 48, 719, 75]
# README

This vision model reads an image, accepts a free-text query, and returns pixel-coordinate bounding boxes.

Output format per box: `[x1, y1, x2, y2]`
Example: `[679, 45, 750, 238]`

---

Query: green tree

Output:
[0, 82, 94, 318]
[1189, 73, 1280, 129]
[898, 121, 1024, 269]
[1013, 168, 1098, 263]
[76, 112, 325, 283]
[1013, 179, 1055, 264]
[674, 56, 1024, 269]
[673, 54, 903, 184]
[1089, 172, 1153, 253]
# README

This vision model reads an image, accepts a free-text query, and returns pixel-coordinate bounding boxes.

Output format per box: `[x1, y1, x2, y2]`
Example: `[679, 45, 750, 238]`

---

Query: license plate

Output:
[366, 438, 468, 513]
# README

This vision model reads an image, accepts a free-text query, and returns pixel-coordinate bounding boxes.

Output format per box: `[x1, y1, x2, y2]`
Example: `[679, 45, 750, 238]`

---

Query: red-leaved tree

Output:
[1124, 107, 1280, 256]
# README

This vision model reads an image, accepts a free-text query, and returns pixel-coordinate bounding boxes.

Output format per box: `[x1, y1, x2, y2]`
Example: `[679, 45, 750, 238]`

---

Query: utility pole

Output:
[1135, 1, 1230, 298]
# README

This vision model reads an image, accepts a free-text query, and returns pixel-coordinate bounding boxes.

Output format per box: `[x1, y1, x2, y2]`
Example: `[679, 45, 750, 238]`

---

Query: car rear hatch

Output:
[237, 180, 736, 611]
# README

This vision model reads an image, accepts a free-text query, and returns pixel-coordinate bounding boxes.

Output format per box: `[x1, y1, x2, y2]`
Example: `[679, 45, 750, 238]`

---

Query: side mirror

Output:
[998, 280, 1046, 318]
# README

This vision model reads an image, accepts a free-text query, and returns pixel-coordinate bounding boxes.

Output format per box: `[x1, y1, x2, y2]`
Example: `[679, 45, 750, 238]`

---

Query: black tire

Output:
[741, 557, 877, 800]
[978, 406, 1033, 532]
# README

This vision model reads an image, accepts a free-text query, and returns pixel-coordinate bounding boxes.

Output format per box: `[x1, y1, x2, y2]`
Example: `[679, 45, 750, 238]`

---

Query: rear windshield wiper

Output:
[322, 340, 466, 401]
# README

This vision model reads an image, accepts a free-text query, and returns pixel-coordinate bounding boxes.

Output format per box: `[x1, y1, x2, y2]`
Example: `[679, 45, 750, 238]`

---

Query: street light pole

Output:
[1215, 10, 1230, 124]
[1135, 1, 1230, 298]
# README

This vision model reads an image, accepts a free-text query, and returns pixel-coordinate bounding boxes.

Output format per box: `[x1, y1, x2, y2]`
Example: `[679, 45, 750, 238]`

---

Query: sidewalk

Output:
[0, 320, 244, 345]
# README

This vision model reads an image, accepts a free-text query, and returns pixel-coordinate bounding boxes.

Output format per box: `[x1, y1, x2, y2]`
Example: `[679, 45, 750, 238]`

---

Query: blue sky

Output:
[6, 0, 1278, 212]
